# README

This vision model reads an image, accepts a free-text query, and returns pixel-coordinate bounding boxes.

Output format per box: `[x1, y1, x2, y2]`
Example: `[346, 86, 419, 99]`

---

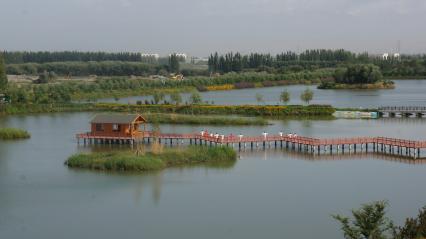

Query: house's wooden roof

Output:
[90, 114, 146, 124]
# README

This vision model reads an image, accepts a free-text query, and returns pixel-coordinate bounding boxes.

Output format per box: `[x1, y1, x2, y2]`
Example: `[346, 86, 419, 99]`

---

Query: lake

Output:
[99, 80, 426, 108]
[1, 112, 426, 239]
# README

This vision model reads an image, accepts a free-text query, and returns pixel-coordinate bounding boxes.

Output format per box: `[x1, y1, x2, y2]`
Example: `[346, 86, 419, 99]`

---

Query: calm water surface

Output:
[101, 80, 426, 108]
[1, 113, 426, 239]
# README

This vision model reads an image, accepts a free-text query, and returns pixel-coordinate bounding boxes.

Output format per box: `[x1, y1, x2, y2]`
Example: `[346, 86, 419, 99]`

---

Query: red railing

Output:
[76, 131, 426, 149]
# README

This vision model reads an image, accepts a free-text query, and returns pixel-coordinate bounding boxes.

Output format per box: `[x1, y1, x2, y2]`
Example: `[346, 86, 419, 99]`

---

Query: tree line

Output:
[208, 49, 360, 73]
[0, 53, 7, 91]
[207, 50, 426, 77]
[2, 51, 143, 64]
[6, 61, 164, 76]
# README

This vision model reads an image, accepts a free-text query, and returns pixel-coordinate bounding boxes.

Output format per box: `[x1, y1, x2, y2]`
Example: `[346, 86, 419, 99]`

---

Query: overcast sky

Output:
[1, 0, 425, 56]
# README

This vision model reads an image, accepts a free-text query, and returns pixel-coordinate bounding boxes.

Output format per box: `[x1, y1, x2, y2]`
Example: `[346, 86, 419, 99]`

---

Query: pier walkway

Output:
[379, 106, 426, 117]
[77, 131, 426, 159]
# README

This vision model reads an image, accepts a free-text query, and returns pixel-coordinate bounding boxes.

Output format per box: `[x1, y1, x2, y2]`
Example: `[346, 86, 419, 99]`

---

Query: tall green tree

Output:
[280, 89, 290, 105]
[0, 53, 8, 91]
[153, 91, 165, 104]
[333, 201, 394, 239]
[300, 88, 313, 105]
[334, 64, 383, 84]
[190, 91, 202, 104]
[394, 206, 426, 239]
[169, 53, 180, 74]
[170, 92, 182, 105]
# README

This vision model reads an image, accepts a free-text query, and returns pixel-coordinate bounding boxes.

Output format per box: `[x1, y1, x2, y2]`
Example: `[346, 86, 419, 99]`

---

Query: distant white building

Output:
[382, 52, 400, 61]
[141, 53, 159, 59]
[382, 53, 389, 60]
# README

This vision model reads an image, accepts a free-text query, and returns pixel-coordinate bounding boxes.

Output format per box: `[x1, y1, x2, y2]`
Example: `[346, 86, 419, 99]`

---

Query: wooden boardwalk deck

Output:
[77, 131, 426, 159]
[379, 106, 426, 117]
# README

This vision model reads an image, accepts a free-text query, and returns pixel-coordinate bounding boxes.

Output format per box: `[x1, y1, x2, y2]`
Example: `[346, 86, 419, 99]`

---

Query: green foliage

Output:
[144, 113, 267, 125]
[152, 91, 165, 104]
[170, 92, 182, 105]
[394, 206, 426, 239]
[95, 103, 335, 117]
[0, 128, 31, 140]
[189, 91, 202, 104]
[280, 90, 290, 105]
[334, 64, 383, 84]
[6, 61, 164, 76]
[169, 53, 180, 73]
[0, 103, 95, 115]
[65, 146, 237, 172]
[333, 201, 394, 239]
[300, 88, 313, 105]
[2, 69, 332, 105]
[0, 53, 8, 91]
[2, 51, 142, 64]
[208, 49, 356, 73]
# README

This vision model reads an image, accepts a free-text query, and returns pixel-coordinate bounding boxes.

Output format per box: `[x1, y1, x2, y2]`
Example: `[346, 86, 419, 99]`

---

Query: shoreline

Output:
[65, 146, 237, 172]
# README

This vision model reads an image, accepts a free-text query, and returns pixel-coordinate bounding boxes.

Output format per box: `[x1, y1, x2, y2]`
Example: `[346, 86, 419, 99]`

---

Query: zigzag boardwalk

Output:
[77, 131, 426, 159]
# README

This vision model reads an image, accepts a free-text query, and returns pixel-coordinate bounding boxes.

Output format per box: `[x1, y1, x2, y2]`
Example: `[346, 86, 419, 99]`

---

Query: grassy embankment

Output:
[203, 78, 322, 91]
[1, 103, 335, 119]
[95, 103, 336, 117]
[0, 128, 31, 140]
[0, 103, 96, 115]
[144, 113, 268, 125]
[318, 81, 395, 90]
[65, 146, 237, 172]
[0, 104, 268, 125]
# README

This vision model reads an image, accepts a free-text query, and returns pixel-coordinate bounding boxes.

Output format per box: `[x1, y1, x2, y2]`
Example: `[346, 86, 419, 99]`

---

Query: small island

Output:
[0, 127, 31, 140]
[318, 64, 395, 90]
[65, 146, 237, 172]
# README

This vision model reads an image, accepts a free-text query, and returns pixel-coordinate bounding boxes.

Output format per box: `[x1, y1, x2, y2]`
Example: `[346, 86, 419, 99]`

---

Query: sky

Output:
[1, 0, 425, 56]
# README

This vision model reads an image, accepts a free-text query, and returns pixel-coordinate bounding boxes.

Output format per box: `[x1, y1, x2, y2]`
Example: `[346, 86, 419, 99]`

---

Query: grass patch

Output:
[0, 128, 31, 140]
[318, 81, 395, 90]
[95, 103, 335, 117]
[144, 113, 268, 125]
[65, 146, 237, 172]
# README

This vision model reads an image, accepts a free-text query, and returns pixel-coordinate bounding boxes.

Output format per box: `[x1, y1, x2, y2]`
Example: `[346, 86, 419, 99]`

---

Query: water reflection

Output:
[70, 145, 237, 205]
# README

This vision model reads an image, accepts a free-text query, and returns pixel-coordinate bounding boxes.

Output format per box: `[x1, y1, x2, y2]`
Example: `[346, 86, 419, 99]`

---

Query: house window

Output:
[112, 124, 121, 132]
[95, 123, 104, 131]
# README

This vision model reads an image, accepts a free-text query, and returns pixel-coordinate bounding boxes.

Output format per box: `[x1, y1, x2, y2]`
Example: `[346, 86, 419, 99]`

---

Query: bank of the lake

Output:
[95, 103, 335, 117]
[0, 102, 335, 117]
[0, 127, 30, 139]
[66, 146, 237, 172]
[144, 113, 268, 125]
[318, 80, 395, 90]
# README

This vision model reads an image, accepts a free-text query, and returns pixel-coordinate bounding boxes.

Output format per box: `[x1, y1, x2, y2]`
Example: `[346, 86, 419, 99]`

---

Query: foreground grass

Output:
[145, 113, 268, 125]
[65, 146, 237, 172]
[0, 128, 31, 140]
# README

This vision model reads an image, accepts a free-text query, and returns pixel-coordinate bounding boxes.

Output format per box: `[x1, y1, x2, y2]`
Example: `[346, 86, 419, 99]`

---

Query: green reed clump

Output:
[0, 128, 31, 140]
[65, 146, 237, 172]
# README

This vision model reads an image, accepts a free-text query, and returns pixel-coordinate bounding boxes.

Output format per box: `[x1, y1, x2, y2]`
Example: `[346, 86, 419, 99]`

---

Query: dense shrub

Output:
[334, 64, 383, 84]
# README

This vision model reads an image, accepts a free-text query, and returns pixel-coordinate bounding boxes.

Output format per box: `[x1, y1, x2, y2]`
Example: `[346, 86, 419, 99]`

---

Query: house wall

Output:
[90, 123, 132, 137]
